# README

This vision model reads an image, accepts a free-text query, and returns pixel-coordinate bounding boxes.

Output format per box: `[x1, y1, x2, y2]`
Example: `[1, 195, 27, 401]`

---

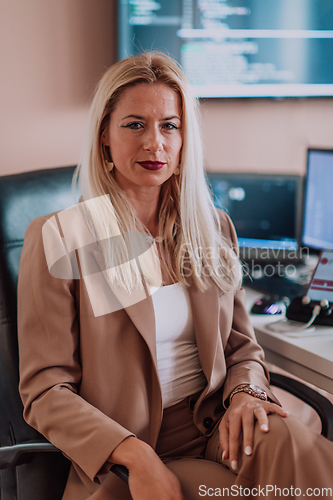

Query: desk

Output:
[246, 288, 333, 395]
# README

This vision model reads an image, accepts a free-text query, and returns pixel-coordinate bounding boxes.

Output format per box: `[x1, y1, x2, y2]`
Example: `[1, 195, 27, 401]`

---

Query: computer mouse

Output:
[251, 296, 284, 315]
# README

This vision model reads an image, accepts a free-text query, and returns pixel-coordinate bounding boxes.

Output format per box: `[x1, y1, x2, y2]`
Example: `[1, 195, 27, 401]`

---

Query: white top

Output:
[151, 282, 207, 408]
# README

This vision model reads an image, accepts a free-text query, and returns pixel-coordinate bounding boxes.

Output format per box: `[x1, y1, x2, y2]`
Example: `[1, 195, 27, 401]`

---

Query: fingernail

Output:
[245, 446, 252, 456]
[222, 450, 226, 461]
[261, 424, 268, 432]
[231, 460, 238, 470]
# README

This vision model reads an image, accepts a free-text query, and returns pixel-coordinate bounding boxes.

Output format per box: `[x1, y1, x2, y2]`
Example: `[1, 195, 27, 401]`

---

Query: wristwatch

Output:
[229, 384, 267, 405]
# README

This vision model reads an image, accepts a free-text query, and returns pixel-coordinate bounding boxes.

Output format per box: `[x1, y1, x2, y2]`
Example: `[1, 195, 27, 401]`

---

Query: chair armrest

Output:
[269, 371, 333, 441]
[110, 464, 129, 483]
[0, 441, 59, 469]
[0, 440, 129, 483]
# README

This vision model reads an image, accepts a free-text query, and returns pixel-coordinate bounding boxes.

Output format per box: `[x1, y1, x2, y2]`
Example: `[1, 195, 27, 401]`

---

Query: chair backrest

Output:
[0, 166, 77, 500]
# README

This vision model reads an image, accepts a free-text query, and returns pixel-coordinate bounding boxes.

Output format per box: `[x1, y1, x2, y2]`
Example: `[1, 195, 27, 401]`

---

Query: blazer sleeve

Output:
[217, 210, 279, 407]
[17, 216, 134, 484]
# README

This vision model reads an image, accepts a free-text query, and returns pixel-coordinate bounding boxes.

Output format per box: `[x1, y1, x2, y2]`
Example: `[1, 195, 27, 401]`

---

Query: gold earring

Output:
[174, 167, 180, 175]
[106, 162, 114, 172]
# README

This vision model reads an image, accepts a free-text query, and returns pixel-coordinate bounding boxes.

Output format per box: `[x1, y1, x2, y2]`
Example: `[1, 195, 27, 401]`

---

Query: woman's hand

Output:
[108, 436, 184, 500]
[218, 392, 288, 471]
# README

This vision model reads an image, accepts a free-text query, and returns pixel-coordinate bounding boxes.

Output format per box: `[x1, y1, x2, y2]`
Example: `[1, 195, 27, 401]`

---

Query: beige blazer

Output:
[18, 209, 276, 499]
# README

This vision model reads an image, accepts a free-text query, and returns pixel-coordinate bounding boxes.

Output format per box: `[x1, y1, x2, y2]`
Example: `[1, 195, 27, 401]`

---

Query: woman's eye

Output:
[124, 122, 143, 129]
[163, 123, 179, 130]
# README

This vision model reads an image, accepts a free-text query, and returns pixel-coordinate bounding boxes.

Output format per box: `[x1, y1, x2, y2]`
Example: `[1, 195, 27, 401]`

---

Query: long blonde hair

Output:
[75, 51, 242, 293]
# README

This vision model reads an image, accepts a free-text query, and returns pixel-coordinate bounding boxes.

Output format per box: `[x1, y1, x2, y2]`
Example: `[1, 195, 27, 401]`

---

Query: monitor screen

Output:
[302, 149, 333, 250]
[206, 172, 300, 251]
[118, 0, 333, 98]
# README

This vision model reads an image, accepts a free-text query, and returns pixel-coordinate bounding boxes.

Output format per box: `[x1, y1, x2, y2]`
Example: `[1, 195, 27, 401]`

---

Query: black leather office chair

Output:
[0, 167, 76, 500]
[0, 166, 332, 499]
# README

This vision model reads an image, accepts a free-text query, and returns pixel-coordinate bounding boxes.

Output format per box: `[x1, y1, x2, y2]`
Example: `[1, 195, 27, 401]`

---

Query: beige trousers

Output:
[156, 394, 333, 499]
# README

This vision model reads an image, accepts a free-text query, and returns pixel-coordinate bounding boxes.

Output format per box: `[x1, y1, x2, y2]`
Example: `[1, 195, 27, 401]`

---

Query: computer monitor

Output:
[206, 172, 301, 261]
[302, 148, 333, 250]
[118, 0, 333, 99]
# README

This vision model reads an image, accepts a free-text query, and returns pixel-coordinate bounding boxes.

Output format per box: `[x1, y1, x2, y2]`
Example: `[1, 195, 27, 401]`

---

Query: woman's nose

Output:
[143, 127, 163, 152]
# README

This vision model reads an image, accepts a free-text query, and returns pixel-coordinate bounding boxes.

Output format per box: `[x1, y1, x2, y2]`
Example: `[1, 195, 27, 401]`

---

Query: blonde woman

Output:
[18, 52, 333, 500]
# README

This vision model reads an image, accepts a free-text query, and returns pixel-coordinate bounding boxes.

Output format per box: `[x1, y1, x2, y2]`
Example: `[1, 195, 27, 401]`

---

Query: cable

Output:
[266, 304, 321, 335]
[297, 304, 321, 329]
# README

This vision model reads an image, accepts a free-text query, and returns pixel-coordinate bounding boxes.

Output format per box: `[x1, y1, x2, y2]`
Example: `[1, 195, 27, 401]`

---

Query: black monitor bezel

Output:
[301, 147, 333, 251]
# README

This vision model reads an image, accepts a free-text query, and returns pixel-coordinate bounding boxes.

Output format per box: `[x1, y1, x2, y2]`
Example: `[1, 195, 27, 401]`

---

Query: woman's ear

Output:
[101, 129, 110, 146]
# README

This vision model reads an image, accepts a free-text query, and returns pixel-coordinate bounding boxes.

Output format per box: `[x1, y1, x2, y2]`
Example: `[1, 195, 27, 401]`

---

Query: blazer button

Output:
[203, 417, 214, 429]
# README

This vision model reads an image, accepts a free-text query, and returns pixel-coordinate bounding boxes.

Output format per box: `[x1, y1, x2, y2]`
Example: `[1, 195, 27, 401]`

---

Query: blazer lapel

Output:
[90, 249, 158, 367]
[188, 281, 226, 394]
[121, 292, 157, 363]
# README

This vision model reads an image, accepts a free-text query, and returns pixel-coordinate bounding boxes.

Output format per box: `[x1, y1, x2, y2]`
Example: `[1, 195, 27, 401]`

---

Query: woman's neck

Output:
[112, 171, 161, 236]
[126, 187, 160, 237]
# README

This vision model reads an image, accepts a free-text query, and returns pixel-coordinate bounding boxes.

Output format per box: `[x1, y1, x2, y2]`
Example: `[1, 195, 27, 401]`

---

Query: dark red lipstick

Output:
[138, 161, 165, 171]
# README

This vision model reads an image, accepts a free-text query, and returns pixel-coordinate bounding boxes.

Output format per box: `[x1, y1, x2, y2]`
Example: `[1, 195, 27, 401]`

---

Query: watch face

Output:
[249, 385, 266, 394]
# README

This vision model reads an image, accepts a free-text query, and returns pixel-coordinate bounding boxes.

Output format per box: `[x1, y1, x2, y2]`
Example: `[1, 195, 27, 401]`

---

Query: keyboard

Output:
[243, 273, 308, 300]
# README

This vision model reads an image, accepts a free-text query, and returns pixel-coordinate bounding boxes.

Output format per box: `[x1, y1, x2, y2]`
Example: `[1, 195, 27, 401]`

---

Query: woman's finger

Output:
[269, 402, 289, 419]
[227, 412, 242, 470]
[218, 416, 230, 460]
[257, 401, 289, 429]
[241, 405, 256, 456]
[253, 403, 269, 432]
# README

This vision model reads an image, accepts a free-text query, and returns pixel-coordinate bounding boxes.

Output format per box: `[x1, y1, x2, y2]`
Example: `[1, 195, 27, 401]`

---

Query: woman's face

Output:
[103, 82, 183, 194]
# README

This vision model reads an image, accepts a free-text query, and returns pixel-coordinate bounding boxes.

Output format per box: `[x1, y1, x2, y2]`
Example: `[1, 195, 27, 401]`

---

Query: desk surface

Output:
[246, 288, 333, 394]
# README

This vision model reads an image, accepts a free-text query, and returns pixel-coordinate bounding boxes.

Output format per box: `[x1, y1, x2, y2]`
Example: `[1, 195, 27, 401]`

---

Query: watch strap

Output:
[229, 384, 267, 405]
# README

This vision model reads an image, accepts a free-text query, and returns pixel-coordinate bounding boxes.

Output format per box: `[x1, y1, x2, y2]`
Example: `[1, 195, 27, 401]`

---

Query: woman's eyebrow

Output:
[121, 114, 181, 121]
[121, 114, 144, 120]
[162, 115, 181, 121]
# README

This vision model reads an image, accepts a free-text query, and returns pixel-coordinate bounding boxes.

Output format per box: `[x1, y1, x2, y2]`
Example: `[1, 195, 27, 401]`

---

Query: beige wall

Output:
[0, 0, 116, 175]
[1, 1, 332, 176]
[201, 97, 333, 175]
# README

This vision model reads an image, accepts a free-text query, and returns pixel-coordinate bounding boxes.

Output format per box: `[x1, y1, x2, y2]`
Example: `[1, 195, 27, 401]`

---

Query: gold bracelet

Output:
[229, 384, 267, 405]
